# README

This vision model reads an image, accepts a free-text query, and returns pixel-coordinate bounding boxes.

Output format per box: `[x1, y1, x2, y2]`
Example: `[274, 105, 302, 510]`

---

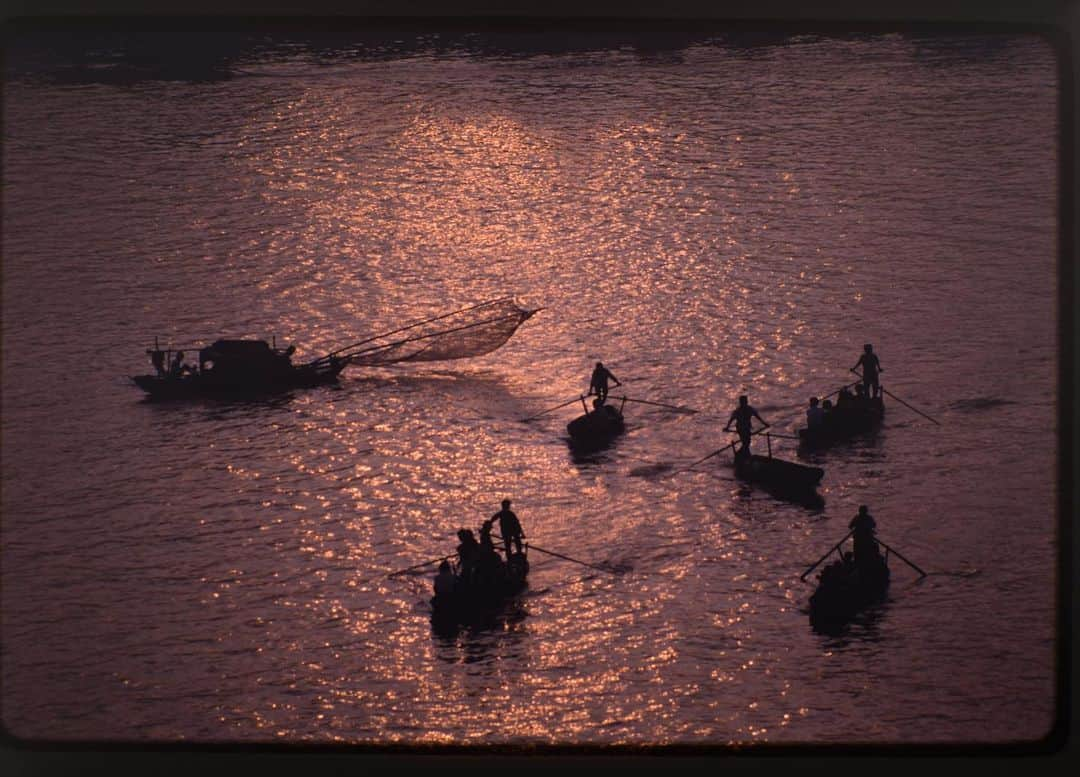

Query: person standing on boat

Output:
[589, 362, 621, 405]
[724, 395, 769, 461]
[493, 499, 525, 559]
[806, 397, 825, 430]
[848, 505, 879, 568]
[852, 344, 883, 399]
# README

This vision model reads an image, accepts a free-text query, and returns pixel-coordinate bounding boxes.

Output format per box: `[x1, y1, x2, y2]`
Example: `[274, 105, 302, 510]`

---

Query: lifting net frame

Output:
[307, 296, 540, 369]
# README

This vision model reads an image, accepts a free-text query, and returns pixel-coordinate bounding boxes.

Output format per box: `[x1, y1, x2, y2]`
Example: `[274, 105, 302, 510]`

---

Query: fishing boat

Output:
[132, 297, 539, 400]
[733, 450, 825, 505]
[566, 396, 626, 450]
[430, 549, 530, 631]
[798, 391, 885, 451]
[133, 339, 346, 399]
[809, 551, 890, 627]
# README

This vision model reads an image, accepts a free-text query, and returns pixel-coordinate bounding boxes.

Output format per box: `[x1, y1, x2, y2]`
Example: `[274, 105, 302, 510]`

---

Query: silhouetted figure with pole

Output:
[724, 395, 769, 462]
[589, 362, 621, 405]
[848, 505, 879, 569]
[493, 498, 525, 559]
[853, 344, 883, 399]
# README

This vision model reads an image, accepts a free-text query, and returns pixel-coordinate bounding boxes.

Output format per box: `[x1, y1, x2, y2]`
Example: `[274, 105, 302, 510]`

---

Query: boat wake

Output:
[628, 462, 674, 478]
[949, 397, 1016, 413]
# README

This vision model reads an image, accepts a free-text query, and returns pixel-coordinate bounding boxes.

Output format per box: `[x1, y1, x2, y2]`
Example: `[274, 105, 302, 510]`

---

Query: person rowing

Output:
[723, 394, 769, 462]
[848, 505, 881, 569]
[492, 498, 525, 560]
[588, 361, 621, 405]
[852, 344, 883, 399]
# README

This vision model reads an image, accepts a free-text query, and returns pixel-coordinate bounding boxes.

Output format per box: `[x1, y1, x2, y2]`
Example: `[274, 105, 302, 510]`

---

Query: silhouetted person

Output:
[807, 397, 825, 430]
[472, 520, 501, 587]
[433, 559, 455, 599]
[848, 505, 879, 568]
[853, 344, 883, 399]
[456, 529, 480, 582]
[836, 386, 854, 409]
[589, 362, 621, 404]
[821, 399, 833, 418]
[724, 395, 769, 462]
[170, 350, 187, 378]
[493, 499, 525, 559]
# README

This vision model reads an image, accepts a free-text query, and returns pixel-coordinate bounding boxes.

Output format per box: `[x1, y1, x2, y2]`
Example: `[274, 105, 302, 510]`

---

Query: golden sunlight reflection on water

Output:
[0, 32, 1059, 745]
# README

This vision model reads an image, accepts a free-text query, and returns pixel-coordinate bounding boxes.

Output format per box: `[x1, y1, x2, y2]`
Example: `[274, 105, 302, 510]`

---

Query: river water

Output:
[1, 23, 1061, 747]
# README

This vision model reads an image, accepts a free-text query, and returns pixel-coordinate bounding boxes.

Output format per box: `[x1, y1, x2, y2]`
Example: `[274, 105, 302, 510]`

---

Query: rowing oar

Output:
[526, 543, 620, 574]
[386, 554, 454, 578]
[521, 395, 585, 422]
[666, 427, 769, 476]
[616, 396, 699, 414]
[850, 369, 941, 426]
[876, 538, 928, 578]
[490, 532, 617, 574]
[800, 529, 856, 581]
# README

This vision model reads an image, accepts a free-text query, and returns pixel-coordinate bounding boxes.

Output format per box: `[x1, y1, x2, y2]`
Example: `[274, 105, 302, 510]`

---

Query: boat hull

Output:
[734, 454, 824, 505]
[566, 405, 625, 449]
[809, 556, 890, 627]
[132, 361, 345, 399]
[431, 552, 529, 631]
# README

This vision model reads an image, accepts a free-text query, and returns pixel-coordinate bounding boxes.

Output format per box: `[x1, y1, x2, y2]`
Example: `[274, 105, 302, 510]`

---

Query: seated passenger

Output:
[836, 387, 854, 408]
[821, 399, 834, 418]
[433, 560, 455, 599]
[807, 397, 825, 430]
[455, 529, 480, 582]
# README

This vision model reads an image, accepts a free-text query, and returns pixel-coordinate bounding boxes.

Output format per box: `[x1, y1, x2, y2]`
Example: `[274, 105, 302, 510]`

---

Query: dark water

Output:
[1, 25, 1059, 746]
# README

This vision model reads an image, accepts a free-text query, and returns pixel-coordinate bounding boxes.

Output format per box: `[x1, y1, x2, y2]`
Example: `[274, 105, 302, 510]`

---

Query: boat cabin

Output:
[197, 339, 295, 377]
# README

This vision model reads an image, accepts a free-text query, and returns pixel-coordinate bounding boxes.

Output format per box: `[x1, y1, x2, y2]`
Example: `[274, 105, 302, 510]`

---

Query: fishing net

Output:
[325, 297, 539, 367]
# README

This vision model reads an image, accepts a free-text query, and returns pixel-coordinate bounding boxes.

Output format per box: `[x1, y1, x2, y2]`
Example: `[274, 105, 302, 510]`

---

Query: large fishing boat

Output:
[132, 297, 539, 400]
[798, 389, 886, 451]
[430, 549, 530, 632]
[133, 339, 345, 399]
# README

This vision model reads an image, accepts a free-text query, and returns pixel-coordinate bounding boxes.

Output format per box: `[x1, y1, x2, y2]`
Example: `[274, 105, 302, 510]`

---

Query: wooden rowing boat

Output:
[733, 452, 825, 505]
[566, 399, 626, 450]
[430, 550, 530, 632]
[809, 551, 890, 628]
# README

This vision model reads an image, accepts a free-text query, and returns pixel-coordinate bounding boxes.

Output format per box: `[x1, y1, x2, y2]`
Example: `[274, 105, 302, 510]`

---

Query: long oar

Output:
[387, 554, 454, 578]
[850, 369, 941, 426]
[527, 543, 620, 574]
[800, 529, 856, 581]
[521, 396, 584, 422]
[877, 538, 928, 578]
[616, 396, 699, 414]
[667, 427, 768, 476]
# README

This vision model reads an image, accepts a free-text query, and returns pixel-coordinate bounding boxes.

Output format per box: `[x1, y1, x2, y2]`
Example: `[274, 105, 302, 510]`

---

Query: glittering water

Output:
[1, 25, 1059, 746]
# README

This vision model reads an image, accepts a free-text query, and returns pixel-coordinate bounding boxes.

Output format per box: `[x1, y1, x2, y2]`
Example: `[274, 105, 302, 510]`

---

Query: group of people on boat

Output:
[434, 499, 527, 598]
[717, 344, 885, 459]
[819, 505, 886, 587]
[148, 341, 300, 381]
[805, 382, 879, 431]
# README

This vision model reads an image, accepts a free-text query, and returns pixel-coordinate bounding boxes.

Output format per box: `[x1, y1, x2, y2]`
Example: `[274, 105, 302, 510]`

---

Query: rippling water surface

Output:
[1, 25, 1059, 746]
